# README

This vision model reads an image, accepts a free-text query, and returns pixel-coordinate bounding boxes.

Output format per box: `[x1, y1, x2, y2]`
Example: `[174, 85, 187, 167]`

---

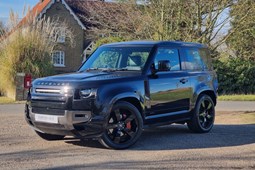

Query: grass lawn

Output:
[0, 96, 26, 104]
[218, 95, 255, 101]
[0, 96, 15, 104]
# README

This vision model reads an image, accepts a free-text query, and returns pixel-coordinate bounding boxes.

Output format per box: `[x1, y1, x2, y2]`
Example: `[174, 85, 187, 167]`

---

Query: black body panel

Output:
[25, 41, 218, 139]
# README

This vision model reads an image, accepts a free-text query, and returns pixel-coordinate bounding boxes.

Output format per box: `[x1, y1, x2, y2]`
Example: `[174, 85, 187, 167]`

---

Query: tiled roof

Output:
[19, 0, 113, 29]
[18, 0, 125, 31]
[19, 0, 52, 26]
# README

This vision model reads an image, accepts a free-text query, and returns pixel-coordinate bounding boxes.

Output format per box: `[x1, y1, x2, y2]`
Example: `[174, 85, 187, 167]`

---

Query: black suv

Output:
[25, 41, 218, 149]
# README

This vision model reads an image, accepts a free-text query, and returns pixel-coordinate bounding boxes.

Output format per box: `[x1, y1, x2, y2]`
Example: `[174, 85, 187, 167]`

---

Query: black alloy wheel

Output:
[187, 94, 215, 133]
[99, 101, 143, 149]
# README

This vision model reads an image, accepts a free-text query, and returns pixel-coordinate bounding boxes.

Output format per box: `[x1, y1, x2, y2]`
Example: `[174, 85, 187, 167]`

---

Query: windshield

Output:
[79, 46, 152, 72]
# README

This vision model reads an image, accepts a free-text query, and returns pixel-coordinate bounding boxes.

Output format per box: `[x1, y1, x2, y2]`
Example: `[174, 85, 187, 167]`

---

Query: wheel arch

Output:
[108, 94, 145, 119]
[118, 97, 143, 117]
[197, 90, 217, 106]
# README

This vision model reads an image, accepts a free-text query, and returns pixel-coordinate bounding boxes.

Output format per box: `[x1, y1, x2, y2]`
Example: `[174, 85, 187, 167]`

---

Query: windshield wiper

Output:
[79, 68, 99, 72]
[101, 68, 116, 72]
[115, 68, 128, 71]
[101, 68, 130, 72]
[79, 67, 132, 73]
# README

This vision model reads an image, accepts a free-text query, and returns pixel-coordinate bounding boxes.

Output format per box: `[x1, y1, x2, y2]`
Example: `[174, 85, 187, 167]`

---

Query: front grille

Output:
[32, 107, 65, 116]
[35, 88, 61, 94]
[31, 85, 76, 111]
[31, 100, 67, 110]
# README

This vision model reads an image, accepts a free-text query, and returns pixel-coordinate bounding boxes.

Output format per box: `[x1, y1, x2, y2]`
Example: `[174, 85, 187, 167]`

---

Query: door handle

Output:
[180, 78, 188, 84]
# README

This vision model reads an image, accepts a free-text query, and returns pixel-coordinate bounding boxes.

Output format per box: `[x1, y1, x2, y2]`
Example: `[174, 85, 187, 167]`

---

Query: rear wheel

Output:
[35, 130, 65, 141]
[187, 94, 215, 133]
[99, 101, 143, 149]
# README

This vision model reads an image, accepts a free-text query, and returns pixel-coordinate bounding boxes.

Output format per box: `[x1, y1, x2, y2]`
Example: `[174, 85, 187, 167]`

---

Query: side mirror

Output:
[158, 60, 170, 72]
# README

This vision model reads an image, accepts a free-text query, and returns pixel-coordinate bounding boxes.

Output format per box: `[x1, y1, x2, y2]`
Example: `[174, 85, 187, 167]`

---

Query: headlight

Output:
[80, 88, 97, 98]
[61, 86, 72, 96]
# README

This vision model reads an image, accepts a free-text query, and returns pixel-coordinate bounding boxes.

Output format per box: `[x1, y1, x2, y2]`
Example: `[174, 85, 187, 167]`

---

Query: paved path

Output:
[0, 104, 25, 114]
[216, 101, 255, 112]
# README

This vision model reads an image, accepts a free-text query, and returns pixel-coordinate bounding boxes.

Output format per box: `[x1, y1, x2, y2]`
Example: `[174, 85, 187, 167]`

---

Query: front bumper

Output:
[25, 104, 105, 138]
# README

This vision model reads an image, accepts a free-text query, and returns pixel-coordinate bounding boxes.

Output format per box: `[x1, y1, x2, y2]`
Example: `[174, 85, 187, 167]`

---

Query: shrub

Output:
[0, 12, 74, 94]
[214, 58, 255, 94]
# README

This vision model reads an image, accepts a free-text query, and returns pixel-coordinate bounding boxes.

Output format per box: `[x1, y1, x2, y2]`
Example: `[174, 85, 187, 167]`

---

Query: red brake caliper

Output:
[123, 114, 132, 129]
[126, 122, 131, 129]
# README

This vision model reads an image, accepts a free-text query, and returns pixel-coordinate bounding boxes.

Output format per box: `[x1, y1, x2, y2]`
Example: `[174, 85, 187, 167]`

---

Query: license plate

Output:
[35, 114, 59, 124]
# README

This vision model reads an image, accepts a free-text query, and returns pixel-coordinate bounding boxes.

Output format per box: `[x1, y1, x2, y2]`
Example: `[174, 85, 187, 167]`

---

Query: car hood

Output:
[34, 71, 142, 84]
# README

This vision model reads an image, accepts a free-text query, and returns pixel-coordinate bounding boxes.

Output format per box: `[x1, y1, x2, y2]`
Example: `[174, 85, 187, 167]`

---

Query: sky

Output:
[0, 0, 230, 36]
[0, 0, 38, 23]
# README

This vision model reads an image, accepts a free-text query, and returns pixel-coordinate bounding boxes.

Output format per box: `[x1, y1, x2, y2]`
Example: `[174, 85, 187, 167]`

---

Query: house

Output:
[23, 0, 107, 73]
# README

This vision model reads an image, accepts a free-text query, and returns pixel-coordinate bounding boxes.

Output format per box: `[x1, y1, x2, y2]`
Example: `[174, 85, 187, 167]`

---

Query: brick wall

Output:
[44, 1, 85, 73]
[6, 73, 28, 101]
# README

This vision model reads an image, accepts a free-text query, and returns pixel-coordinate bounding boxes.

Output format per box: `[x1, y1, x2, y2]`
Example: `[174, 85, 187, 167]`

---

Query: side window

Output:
[183, 48, 205, 71]
[154, 48, 180, 71]
[126, 52, 150, 70]
[199, 49, 212, 70]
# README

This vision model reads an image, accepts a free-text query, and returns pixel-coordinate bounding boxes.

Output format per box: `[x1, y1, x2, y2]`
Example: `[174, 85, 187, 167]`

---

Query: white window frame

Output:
[56, 28, 66, 43]
[52, 51, 65, 67]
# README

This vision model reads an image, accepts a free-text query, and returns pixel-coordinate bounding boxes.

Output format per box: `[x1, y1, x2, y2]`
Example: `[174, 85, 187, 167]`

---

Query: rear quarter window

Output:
[182, 48, 211, 71]
[199, 48, 213, 70]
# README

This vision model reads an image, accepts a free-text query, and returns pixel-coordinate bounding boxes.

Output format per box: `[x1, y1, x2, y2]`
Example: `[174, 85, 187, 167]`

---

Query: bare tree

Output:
[66, 0, 151, 40]
[74, 0, 238, 54]
[137, 0, 234, 52]
[226, 0, 255, 59]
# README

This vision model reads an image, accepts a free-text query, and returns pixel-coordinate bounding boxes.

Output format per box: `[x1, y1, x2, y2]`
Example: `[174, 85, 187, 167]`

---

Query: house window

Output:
[53, 28, 65, 43]
[57, 28, 65, 43]
[52, 51, 65, 67]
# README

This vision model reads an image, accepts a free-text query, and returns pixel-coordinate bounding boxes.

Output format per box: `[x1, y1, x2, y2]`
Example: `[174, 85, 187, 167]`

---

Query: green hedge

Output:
[214, 58, 255, 94]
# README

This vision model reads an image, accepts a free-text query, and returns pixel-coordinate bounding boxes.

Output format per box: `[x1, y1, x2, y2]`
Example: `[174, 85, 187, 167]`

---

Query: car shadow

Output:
[64, 124, 255, 150]
[64, 138, 105, 149]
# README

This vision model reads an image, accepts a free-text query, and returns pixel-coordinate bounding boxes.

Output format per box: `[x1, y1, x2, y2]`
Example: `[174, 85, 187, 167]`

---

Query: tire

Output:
[35, 130, 65, 141]
[187, 94, 215, 133]
[99, 101, 143, 149]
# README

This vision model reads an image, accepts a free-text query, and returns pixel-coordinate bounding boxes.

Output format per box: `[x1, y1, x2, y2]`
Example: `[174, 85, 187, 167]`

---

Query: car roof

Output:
[101, 41, 207, 48]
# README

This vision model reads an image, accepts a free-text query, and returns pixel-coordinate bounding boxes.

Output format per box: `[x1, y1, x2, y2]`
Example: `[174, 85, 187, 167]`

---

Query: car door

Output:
[148, 47, 192, 116]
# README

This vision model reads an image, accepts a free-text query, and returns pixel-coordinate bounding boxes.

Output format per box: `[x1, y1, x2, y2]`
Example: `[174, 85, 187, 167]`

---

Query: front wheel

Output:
[99, 101, 143, 149]
[35, 130, 65, 141]
[187, 94, 215, 133]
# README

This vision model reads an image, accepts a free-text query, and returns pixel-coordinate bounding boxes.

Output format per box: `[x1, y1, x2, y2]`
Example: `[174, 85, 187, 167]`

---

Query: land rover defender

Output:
[25, 41, 218, 149]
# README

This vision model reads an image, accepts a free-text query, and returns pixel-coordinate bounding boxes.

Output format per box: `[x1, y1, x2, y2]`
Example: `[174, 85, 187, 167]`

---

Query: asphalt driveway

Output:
[0, 102, 254, 169]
